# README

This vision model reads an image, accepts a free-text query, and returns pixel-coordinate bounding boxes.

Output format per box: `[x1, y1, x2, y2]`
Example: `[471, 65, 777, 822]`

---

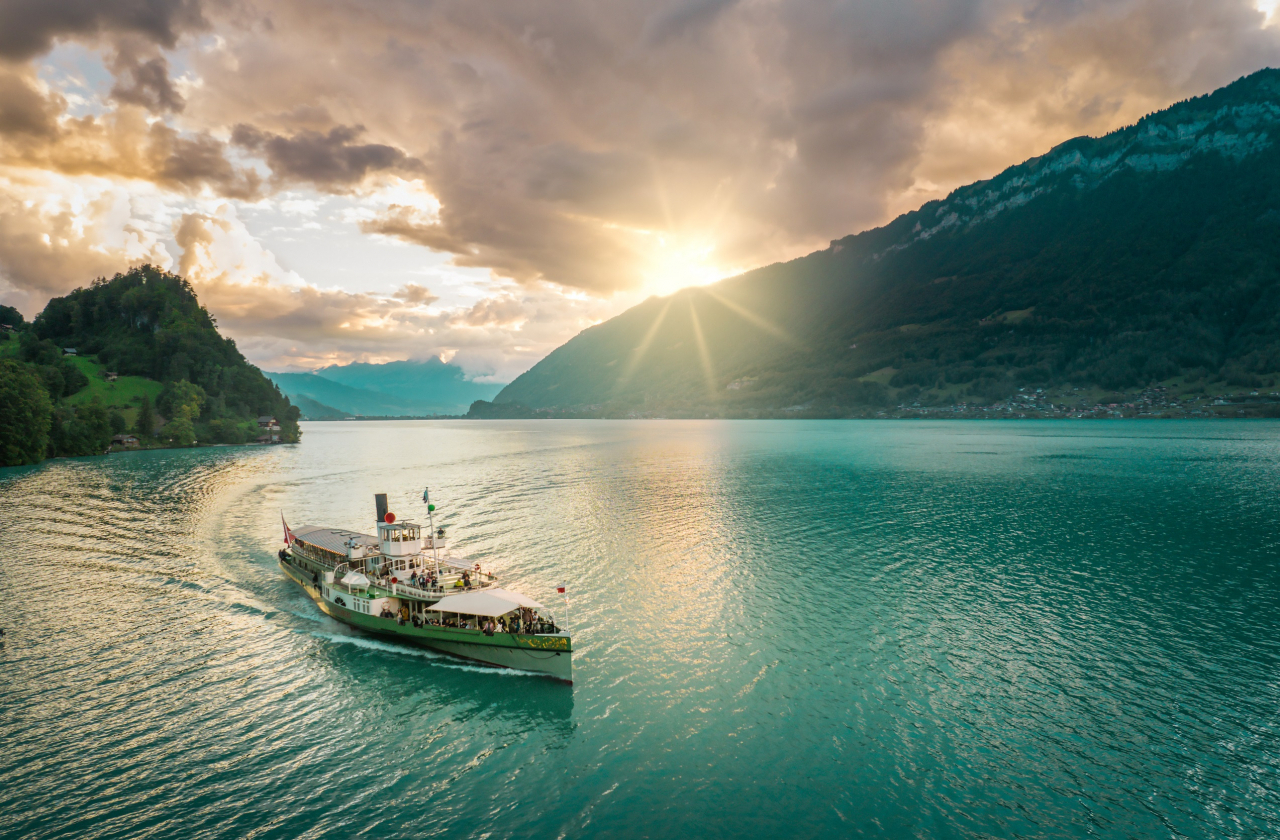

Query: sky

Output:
[1, 1, 1279, 382]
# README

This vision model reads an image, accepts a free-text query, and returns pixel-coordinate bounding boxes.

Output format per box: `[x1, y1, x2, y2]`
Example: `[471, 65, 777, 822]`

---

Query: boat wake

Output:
[309, 631, 549, 678]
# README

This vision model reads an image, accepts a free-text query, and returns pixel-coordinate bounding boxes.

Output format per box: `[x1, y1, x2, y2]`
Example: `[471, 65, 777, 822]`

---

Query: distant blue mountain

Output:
[266, 358, 503, 417]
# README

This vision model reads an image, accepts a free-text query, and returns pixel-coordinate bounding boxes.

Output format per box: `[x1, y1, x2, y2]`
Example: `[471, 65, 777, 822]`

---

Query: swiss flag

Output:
[281, 513, 295, 546]
[556, 584, 566, 594]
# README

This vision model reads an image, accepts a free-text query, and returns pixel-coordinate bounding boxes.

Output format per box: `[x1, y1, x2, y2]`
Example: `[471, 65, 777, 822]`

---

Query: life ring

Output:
[474, 563, 480, 572]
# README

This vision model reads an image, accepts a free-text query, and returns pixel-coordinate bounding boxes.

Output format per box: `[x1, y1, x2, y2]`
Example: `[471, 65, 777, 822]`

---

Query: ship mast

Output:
[423, 486, 440, 576]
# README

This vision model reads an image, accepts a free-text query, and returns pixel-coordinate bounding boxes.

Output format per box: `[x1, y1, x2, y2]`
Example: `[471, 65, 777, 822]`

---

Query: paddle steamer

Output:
[279, 492, 571, 682]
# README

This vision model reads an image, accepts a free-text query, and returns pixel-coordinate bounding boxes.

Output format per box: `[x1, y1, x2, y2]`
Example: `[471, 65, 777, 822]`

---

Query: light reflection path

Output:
[1, 420, 1279, 839]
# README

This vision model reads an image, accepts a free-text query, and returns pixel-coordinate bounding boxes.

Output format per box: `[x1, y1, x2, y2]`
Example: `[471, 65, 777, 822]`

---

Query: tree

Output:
[135, 394, 155, 438]
[109, 410, 128, 435]
[207, 418, 250, 444]
[74, 399, 112, 454]
[163, 415, 196, 446]
[48, 399, 112, 457]
[0, 360, 53, 466]
[0, 304, 23, 329]
[29, 265, 301, 442]
[158, 379, 206, 422]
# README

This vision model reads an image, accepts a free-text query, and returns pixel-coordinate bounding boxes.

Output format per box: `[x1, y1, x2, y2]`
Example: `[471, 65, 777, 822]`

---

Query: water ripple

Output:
[3, 421, 1280, 838]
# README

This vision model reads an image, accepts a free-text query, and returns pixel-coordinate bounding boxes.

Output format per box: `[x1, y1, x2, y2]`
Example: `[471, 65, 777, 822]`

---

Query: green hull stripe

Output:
[280, 558, 573, 681]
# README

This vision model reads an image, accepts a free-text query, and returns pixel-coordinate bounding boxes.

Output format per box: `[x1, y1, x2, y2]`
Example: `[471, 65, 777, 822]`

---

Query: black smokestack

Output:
[374, 493, 388, 524]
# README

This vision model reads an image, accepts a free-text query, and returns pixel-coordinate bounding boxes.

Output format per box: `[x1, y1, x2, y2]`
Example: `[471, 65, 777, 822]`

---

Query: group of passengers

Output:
[378, 603, 558, 635]
[407, 570, 438, 590]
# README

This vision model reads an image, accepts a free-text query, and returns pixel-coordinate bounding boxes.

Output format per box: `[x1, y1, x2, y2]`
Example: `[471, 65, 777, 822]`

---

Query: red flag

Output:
[556, 584, 566, 594]
[281, 513, 295, 546]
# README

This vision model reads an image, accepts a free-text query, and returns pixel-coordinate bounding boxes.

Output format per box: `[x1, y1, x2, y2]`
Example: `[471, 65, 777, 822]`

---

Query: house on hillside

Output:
[111, 434, 139, 449]
[105, 371, 118, 382]
[256, 416, 281, 444]
[62, 347, 76, 356]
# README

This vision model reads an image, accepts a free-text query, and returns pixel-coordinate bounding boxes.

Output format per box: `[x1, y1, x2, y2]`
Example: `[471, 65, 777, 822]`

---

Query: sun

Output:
[641, 235, 730, 297]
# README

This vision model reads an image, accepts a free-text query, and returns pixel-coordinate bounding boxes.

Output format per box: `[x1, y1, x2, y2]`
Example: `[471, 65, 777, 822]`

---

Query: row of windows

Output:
[323, 586, 371, 613]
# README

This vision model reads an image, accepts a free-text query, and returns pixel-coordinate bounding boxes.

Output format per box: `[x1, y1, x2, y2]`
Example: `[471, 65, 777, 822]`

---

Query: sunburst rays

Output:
[609, 282, 799, 406]
[700, 286, 802, 349]
[687, 296, 718, 402]
[614, 298, 673, 392]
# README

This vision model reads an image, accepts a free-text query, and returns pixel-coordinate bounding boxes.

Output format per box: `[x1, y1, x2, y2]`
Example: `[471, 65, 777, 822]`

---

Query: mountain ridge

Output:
[492, 67, 1280, 418]
[267, 357, 503, 417]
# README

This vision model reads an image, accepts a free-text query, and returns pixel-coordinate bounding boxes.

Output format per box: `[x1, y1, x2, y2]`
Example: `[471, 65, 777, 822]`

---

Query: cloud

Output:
[452, 294, 525, 327]
[0, 166, 172, 312]
[231, 123, 424, 192]
[0, 0, 207, 60]
[160, 0, 1272, 300]
[171, 203, 616, 379]
[2, 0, 1280, 379]
[392, 282, 439, 306]
[109, 43, 185, 113]
[0, 99, 262, 198]
[0, 65, 61, 137]
[642, 0, 740, 46]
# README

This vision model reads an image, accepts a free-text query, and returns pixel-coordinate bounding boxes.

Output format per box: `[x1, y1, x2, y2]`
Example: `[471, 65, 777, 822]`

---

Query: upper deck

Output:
[290, 523, 496, 597]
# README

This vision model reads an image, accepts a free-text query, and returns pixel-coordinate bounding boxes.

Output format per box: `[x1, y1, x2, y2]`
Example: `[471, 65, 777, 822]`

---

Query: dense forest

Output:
[0, 266, 299, 467]
[495, 69, 1280, 418]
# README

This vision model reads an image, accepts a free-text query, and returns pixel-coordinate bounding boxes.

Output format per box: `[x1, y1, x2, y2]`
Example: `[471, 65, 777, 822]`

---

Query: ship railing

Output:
[407, 617, 564, 636]
[369, 564, 496, 592]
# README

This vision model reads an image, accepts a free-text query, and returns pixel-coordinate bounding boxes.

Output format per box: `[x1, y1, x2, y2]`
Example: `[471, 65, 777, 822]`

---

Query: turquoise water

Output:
[2, 420, 1279, 839]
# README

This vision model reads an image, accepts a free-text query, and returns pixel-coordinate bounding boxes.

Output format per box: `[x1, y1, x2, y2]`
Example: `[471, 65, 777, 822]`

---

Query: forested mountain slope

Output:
[494, 69, 1280, 417]
[0, 266, 299, 466]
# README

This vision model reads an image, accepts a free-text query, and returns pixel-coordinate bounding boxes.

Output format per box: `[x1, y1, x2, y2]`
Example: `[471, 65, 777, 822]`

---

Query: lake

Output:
[2, 420, 1279, 839]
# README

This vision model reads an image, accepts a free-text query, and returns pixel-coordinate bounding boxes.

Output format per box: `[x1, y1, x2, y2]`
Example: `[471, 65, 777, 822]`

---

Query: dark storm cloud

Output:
[110, 50, 185, 112]
[0, 0, 207, 60]
[231, 124, 423, 191]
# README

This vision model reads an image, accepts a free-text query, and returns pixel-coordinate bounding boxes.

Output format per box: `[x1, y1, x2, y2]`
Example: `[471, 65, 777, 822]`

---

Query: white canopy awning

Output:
[342, 572, 371, 587]
[486, 588, 544, 610]
[430, 591, 523, 617]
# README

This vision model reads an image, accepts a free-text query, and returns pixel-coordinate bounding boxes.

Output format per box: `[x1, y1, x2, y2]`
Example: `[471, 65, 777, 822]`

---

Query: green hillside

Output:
[493, 68, 1280, 419]
[0, 266, 300, 466]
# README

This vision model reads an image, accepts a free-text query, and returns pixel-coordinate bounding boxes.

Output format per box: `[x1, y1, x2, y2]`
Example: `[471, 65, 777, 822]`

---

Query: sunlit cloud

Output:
[0, 0, 1277, 382]
[1260, 0, 1280, 26]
